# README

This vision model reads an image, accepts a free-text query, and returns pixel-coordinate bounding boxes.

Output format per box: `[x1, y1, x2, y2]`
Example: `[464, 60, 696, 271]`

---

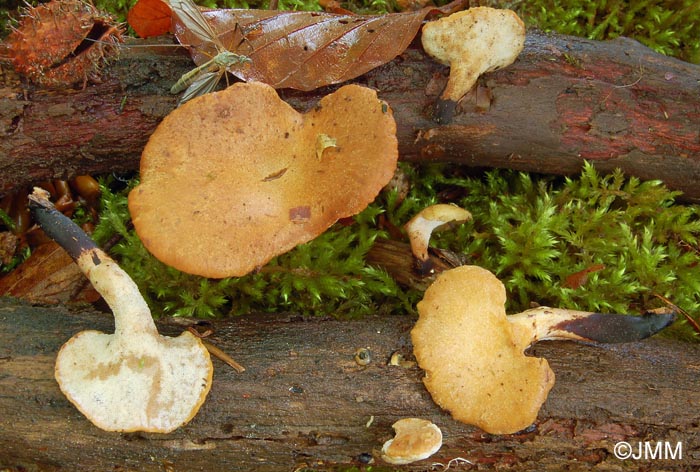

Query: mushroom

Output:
[129, 82, 398, 278]
[381, 418, 443, 465]
[421, 7, 526, 122]
[28, 188, 213, 433]
[404, 203, 472, 275]
[411, 265, 675, 434]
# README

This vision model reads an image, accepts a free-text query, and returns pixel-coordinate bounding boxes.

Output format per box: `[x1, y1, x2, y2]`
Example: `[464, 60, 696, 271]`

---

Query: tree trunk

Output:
[1, 30, 699, 201]
[0, 298, 698, 470]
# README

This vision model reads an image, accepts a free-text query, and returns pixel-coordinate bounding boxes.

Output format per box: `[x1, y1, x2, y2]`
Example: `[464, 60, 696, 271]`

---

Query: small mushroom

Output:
[404, 204, 471, 275]
[421, 7, 526, 122]
[28, 188, 213, 433]
[129, 82, 398, 278]
[411, 265, 675, 434]
[381, 418, 443, 465]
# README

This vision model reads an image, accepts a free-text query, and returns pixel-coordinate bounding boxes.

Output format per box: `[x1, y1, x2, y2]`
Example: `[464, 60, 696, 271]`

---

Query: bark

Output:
[0, 297, 698, 470]
[1, 30, 699, 201]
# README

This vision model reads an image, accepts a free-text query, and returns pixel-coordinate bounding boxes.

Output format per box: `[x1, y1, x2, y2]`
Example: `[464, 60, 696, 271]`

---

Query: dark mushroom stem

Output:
[508, 306, 677, 344]
[28, 187, 97, 262]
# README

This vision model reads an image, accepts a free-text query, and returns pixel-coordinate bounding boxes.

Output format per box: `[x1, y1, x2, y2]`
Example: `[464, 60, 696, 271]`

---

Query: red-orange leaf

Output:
[173, 1, 464, 91]
[127, 0, 172, 38]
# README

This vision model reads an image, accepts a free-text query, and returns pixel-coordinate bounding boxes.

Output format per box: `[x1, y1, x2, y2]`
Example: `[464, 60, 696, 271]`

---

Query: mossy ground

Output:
[1, 1, 698, 340]
[88, 163, 700, 340]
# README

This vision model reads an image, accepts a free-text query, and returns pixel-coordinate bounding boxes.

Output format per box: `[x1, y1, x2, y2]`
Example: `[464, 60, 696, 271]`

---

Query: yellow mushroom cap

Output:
[129, 82, 398, 278]
[411, 265, 555, 434]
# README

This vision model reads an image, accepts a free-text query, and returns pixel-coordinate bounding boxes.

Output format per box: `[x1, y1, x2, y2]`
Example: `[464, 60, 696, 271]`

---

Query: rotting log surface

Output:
[1, 298, 699, 471]
[1, 30, 700, 201]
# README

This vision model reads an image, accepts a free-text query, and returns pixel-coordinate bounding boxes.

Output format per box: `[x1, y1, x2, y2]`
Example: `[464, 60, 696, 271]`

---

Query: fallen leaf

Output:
[562, 263, 605, 289]
[127, 0, 172, 38]
[173, 0, 465, 91]
[0, 242, 99, 304]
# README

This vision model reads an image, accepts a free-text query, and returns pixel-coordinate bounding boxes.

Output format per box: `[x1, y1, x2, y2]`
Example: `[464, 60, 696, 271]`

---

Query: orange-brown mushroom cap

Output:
[411, 265, 555, 434]
[129, 82, 398, 278]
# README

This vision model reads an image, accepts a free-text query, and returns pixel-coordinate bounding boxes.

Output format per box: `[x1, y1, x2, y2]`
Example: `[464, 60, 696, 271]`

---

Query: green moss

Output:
[399, 162, 700, 340]
[91, 163, 700, 341]
[517, 0, 700, 64]
[91, 177, 414, 319]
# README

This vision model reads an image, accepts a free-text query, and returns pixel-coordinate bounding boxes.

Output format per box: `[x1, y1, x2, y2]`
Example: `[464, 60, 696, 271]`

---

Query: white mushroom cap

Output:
[381, 418, 443, 465]
[28, 187, 213, 433]
[404, 204, 472, 264]
[55, 250, 213, 433]
[421, 7, 526, 103]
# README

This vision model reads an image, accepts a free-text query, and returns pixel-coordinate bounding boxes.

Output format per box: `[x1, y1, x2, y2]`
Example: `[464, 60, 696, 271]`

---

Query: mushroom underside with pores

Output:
[129, 81, 398, 278]
[421, 7, 526, 122]
[28, 189, 213, 433]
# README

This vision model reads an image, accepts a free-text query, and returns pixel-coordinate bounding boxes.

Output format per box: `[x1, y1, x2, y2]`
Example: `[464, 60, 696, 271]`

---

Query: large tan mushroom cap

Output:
[411, 265, 555, 434]
[129, 82, 398, 278]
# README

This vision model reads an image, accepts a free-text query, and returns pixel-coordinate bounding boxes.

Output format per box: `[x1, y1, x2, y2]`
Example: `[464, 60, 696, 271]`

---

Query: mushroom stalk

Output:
[508, 306, 676, 344]
[29, 188, 155, 337]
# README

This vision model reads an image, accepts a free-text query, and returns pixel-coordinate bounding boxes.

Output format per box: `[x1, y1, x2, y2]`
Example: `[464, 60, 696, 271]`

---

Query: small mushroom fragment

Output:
[412, 265, 676, 434]
[404, 204, 471, 275]
[28, 188, 213, 433]
[421, 7, 526, 122]
[129, 82, 398, 278]
[381, 418, 443, 465]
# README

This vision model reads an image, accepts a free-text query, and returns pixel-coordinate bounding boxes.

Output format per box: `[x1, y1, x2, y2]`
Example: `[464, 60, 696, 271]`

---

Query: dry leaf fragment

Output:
[0, 241, 99, 304]
[562, 263, 605, 289]
[172, 0, 466, 91]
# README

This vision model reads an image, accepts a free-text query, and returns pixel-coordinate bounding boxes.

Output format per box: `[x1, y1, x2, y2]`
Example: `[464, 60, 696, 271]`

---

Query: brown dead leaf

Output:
[562, 263, 605, 289]
[0, 242, 99, 304]
[173, 0, 465, 91]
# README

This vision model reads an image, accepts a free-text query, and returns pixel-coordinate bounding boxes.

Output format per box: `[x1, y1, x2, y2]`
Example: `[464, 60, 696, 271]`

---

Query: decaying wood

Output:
[1, 30, 699, 201]
[0, 297, 698, 470]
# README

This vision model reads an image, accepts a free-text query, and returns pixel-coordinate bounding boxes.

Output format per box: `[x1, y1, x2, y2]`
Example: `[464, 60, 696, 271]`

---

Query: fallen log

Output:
[0, 297, 698, 470]
[1, 29, 699, 201]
